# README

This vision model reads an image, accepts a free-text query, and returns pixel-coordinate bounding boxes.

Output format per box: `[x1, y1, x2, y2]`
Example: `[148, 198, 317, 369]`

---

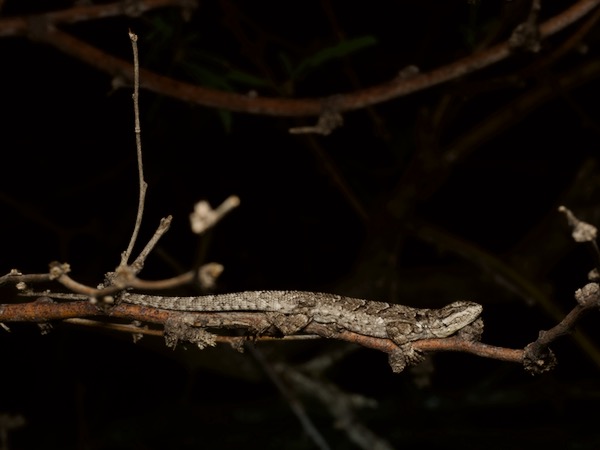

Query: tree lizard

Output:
[122, 291, 482, 372]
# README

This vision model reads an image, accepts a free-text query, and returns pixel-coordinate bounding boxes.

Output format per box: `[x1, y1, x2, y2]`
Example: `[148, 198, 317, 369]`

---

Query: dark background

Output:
[2, 1, 600, 448]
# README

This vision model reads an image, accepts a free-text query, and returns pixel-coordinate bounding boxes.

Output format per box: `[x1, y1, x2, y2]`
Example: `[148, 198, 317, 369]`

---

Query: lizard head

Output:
[429, 300, 482, 338]
[385, 300, 483, 345]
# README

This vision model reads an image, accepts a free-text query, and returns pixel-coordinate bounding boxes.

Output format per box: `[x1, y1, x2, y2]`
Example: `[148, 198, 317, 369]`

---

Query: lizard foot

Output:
[388, 343, 424, 373]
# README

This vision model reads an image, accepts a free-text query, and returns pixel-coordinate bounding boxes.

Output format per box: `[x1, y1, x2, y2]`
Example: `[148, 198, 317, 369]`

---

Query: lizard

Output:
[121, 291, 483, 372]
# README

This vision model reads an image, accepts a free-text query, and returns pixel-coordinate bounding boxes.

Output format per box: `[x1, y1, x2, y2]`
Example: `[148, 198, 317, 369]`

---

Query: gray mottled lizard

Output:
[122, 290, 481, 344]
[122, 291, 482, 372]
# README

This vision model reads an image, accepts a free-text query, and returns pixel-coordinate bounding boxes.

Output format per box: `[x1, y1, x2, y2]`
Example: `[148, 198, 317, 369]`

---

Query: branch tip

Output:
[190, 195, 240, 234]
[559, 205, 598, 242]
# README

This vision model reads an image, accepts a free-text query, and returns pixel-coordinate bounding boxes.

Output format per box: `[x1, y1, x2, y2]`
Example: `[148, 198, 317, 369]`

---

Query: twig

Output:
[0, 270, 51, 287]
[9, 259, 220, 304]
[127, 262, 223, 290]
[49, 262, 127, 301]
[189, 196, 240, 235]
[130, 215, 173, 272]
[63, 317, 161, 337]
[121, 30, 148, 268]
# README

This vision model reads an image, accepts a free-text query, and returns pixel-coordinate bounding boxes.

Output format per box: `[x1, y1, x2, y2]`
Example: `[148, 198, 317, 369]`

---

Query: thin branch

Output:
[130, 215, 173, 272]
[49, 262, 126, 301]
[127, 262, 224, 290]
[1, 289, 594, 377]
[121, 30, 148, 268]
[0, 298, 498, 360]
[278, 364, 392, 450]
[521, 2, 600, 76]
[0, 0, 190, 37]
[7, 259, 216, 305]
[63, 317, 162, 337]
[23, 0, 600, 117]
[247, 345, 332, 450]
[416, 339, 523, 364]
[0, 270, 51, 287]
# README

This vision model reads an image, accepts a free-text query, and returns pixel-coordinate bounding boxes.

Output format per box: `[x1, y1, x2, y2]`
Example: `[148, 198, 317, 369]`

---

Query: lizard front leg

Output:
[384, 302, 483, 373]
[384, 320, 426, 373]
[388, 344, 425, 373]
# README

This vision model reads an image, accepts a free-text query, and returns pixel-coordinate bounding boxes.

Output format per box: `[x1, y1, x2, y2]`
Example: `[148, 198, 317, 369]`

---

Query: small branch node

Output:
[574, 282, 600, 306]
[523, 341, 557, 375]
[289, 95, 344, 136]
[509, 0, 541, 53]
[49, 262, 70, 280]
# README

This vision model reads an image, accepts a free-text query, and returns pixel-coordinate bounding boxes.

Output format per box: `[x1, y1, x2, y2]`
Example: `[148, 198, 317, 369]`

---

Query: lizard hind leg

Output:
[265, 312, 311, 336]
